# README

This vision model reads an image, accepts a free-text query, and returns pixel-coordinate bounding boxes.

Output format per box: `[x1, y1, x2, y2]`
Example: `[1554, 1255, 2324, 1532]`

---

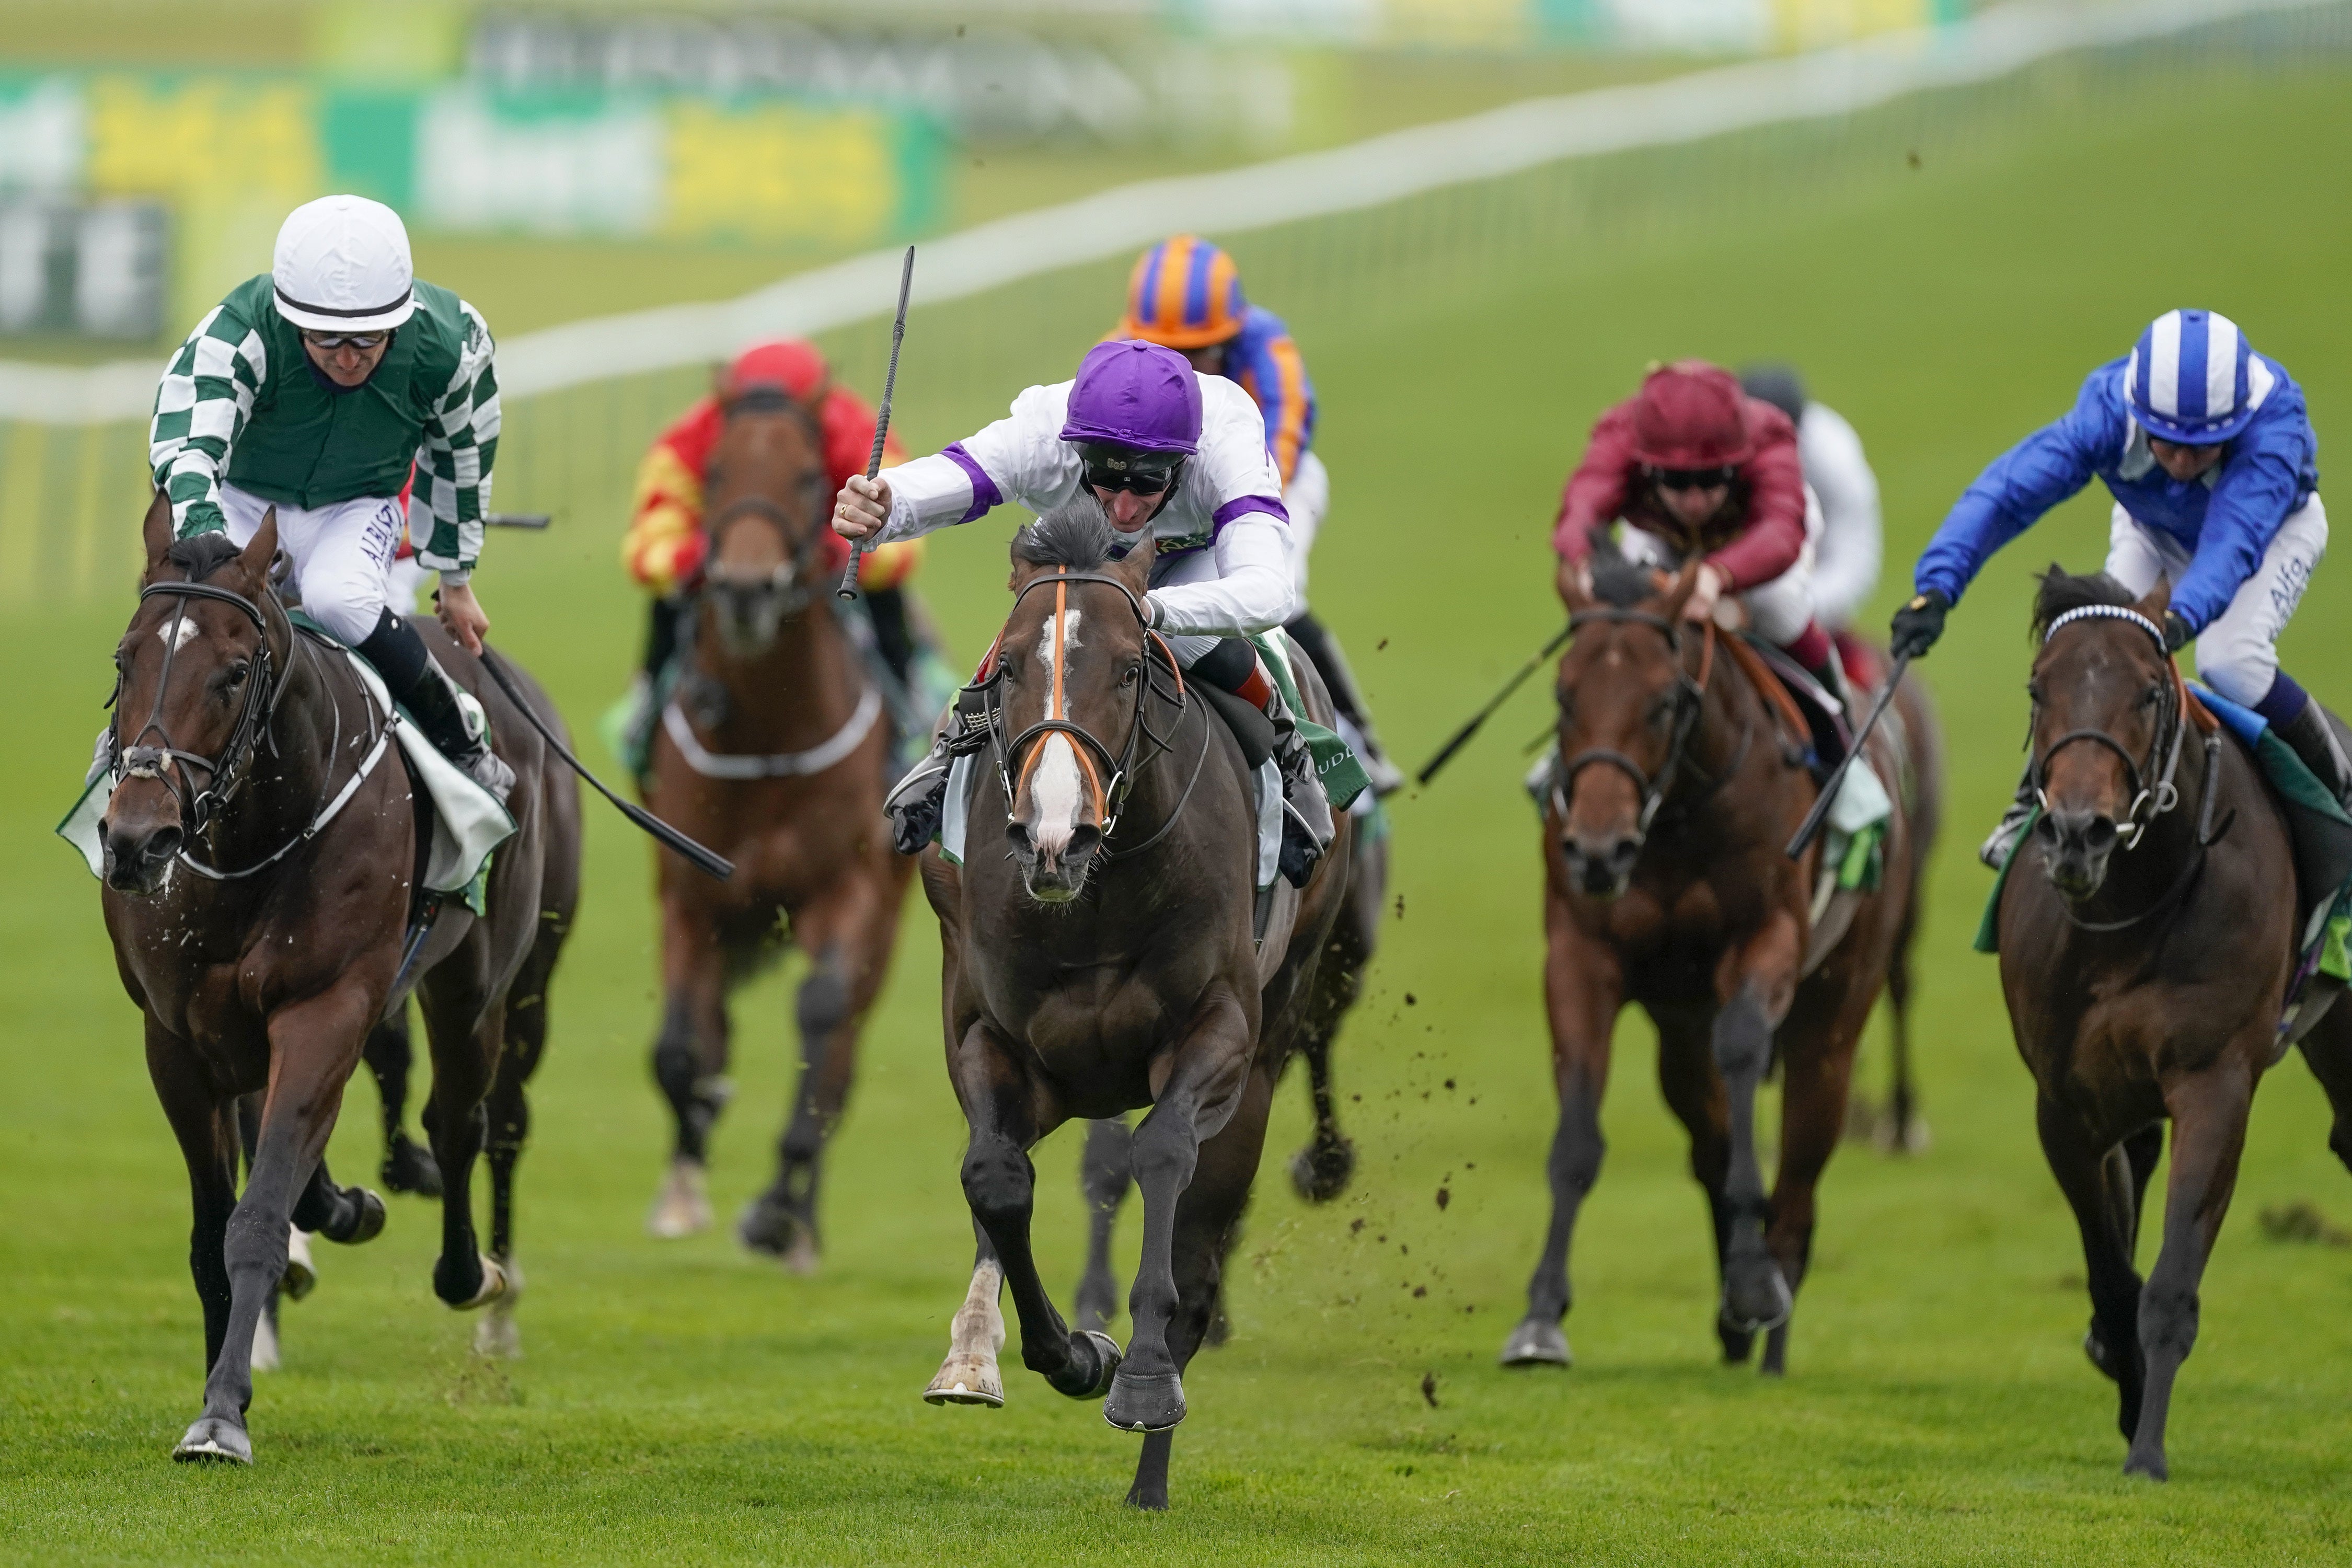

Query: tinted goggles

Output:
[1077, 443, 1184, 496]
[301, 330, 389, 351]
[1650, 465, 1738, 492]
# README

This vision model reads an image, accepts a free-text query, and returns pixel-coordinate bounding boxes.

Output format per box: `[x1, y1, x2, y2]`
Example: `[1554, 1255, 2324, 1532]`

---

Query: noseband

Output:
[113, 577, 285, 836]
[700, 493, 827, 622]
[2032, 605, 2187, 852]
[982, 570, 1192, 853]
[1553, 607, 1723, 845]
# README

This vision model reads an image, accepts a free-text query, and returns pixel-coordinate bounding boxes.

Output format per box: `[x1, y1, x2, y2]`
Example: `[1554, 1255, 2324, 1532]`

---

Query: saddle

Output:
[1741, 637, 1851, 778]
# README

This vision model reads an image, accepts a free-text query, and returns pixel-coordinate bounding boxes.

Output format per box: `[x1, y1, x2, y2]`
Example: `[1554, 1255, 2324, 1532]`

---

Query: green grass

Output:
[10, 54, 2352, 1566]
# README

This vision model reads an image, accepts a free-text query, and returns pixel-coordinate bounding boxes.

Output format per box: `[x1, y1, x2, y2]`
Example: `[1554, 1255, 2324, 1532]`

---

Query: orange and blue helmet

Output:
[1120, 236, 1247, 351]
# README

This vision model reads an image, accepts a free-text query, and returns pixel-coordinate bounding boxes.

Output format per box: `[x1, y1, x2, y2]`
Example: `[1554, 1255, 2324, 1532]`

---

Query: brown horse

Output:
[641, 386, 913, 1267]
[1500, 549, 1937, 1376]
[98, 495, 577, 1462]
[915, 512, 1361, 1511]
[1997, 568, 2352, 1479]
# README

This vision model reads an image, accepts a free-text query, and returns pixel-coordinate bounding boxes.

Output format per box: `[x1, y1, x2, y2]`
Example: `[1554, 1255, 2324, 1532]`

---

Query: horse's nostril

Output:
[2084, 817, 2118, 848]
[148, 826, 183, 863]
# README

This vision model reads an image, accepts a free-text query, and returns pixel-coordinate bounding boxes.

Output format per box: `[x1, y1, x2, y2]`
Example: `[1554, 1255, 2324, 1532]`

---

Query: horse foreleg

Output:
[2035, 1094, 2148, 1443]
[2128, 1058, 2257, 1481]
[1105, 985, 1254, 1437]
[146, 1019, 239, 1382]
[1654, 1008, 1740, 1359]
[1076, 1117, 1134, 1334]
[1712, 916, 1803, 1340]
[418, 982, 505, 1311]
[1503, 908, 1621, 1370]
[649, 900, 729, 1238]
[177, 983, 371, 1463]
[952, 1021, 1115, 1403]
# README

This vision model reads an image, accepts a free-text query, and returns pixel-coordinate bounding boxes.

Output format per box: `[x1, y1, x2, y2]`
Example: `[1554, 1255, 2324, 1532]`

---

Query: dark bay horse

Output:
[98, 495, 577, 1461]
[1997, 569, 2352, 1479]
[916, 513, 1361, 1511]
[1500, 552, 1937, 1376]
[641, 385, 913, 1267]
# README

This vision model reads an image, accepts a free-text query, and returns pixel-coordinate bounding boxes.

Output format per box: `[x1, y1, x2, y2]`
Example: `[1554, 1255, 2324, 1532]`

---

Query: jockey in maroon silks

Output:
[1554, 361, 1848, 728]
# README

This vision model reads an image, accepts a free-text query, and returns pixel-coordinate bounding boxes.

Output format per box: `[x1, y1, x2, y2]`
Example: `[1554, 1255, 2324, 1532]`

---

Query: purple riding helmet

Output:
[1060, 340, 1202, 455]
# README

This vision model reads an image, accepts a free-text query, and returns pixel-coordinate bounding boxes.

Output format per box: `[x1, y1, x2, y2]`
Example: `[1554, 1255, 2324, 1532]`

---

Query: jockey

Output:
[1894, 308, 2339, 863]
[148, 194, 512, 800]
[833, 338, 1335, 885]
[1554, 360, 1849, 754]
[1112, 235, 1403, 794]
[613, 339, 931, 770]
[1740, 363, 1883, 684]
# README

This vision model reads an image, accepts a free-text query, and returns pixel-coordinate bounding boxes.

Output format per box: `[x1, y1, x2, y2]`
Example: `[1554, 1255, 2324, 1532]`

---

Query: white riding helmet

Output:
[271, 195, 416, 334]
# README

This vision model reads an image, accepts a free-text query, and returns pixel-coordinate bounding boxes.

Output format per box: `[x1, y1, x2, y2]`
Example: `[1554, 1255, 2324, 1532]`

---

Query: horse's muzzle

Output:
[1007, 820, 1102, 904]
[1561, 831, 1641, 900]
[101, 816, 182, 895]
[2036, 805, 2118, 900]
[708, 570, 797, 658]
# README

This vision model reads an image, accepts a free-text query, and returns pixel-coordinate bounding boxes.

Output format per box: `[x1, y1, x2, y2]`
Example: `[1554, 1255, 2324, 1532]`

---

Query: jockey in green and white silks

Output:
[147, 194, 513, 800]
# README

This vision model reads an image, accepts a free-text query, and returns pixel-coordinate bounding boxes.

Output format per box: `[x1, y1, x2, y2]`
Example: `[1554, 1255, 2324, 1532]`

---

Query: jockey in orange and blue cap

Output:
[1114, 235, 1401, 795]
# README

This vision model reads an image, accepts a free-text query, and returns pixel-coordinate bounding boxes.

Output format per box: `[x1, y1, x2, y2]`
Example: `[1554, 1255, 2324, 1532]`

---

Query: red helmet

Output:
[725, 339, 829, 400]
[1628, 360, 1754, 470]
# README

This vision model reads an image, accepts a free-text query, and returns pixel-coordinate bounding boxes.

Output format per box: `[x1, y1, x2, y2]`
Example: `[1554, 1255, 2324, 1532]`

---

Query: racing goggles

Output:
[1078, 444, 1185, 497]
[1648, 465, 1739, 492]
[301, 330, 389, 351]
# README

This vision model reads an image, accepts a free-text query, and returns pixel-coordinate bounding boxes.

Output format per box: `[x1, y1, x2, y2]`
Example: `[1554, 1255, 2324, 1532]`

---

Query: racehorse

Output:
[1071, 821, 1385, 1337]
[1996, 568, 2352, 1479]
[915, 512, 1362, 1511]
[97, 494, 577, 1462]
[1500, 547, 1938, 1376]
[641, 384, 912, 1267]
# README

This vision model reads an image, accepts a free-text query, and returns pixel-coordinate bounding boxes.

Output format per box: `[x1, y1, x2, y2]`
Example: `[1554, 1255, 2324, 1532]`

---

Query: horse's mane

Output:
[1012, 511, 1119, 571]
[1586, 528, 1662, 609]
[2030, 565, 2137, 642]
[163, 533, 244, 582]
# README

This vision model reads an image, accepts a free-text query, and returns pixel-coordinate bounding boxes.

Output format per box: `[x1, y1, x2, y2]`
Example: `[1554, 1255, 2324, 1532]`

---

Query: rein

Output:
[983, 569, 1193, 858]
[1551, 608, 1749, 848]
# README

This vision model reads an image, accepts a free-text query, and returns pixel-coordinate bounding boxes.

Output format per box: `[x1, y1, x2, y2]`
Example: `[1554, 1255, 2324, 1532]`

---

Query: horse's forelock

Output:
[1012, 512, 1119, 572]
[2030, 566, 2137, 643]
[162, 533, 244, 583]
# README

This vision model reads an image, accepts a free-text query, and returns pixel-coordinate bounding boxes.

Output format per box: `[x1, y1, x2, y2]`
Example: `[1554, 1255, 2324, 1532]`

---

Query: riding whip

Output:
[839, 244, 916, 599]
[477, 645, 734, 881]
[1784, 652, 1909, 861]
[1416, 623, 1574, 787]
[483, 512, 551, 529]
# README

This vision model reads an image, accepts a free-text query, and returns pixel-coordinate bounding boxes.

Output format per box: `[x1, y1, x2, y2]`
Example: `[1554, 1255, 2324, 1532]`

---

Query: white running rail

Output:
[0, 0, 2323, 424]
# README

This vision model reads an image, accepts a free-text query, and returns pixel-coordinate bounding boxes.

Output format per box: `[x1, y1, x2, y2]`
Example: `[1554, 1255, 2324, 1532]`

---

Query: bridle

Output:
[112, 577, 288, 839]
[980, 570, 1195, 856]
[699, 493, 829, 623]
[2032, 605, 2190, 853]
[1552, 607, 1744, 849]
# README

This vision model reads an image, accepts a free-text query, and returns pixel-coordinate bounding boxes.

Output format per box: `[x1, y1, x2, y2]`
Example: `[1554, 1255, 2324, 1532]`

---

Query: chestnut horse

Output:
[1997, 568, 2352, 1479]
[641, 386, 913, 1267]
[98, 495, 576, 1461]
[1500, 549, 1937, 1376]
[916, 512, 1363, 1510]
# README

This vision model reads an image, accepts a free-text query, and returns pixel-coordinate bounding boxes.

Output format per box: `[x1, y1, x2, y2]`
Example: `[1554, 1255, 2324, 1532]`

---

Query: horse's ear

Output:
[1109, 528, 1154, 595]
[2134, 575, 2172, 621]
[236, 508, 279, 590]
[141, 489, 174, 570]
[1656, 556, 1703, 620]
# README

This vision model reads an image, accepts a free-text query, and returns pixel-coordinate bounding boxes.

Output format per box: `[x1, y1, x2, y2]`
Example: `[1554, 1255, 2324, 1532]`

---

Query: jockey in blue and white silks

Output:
[1889, 308, 2338, 862]
[832, 339, 1335, 883]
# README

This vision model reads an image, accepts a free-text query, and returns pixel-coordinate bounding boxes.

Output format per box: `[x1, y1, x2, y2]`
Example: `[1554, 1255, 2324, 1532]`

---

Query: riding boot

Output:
[1802, 653, 1851, 778]
[2278, 701, 2352, 808]
[1265, 685, 1335, 888]
[402, 653, 517, 804]
[613, 596, 683, 780]
[882, 688, 983, 857]
[1286, 610, 1404, 797]
[1979, 762, 2038, 870]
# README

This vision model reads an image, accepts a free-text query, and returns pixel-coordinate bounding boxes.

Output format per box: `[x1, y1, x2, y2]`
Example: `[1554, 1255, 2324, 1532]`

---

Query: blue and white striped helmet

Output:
[2125, 308, 2265, 445]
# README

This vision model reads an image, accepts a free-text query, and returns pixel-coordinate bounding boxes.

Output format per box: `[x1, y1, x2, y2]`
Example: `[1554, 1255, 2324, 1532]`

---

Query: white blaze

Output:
[1028, 604, 1087, 857]
[157, 617, 199, 651]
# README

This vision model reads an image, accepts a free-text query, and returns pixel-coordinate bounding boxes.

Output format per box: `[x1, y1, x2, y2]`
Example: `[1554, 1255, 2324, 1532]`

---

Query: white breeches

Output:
[218, 483, 405, 647]
[1622, 488, 1824, 646]
[1282, 449, 1329, 601]
[2103, 494, 2328, 710]
[1809, 483, 1881, 630]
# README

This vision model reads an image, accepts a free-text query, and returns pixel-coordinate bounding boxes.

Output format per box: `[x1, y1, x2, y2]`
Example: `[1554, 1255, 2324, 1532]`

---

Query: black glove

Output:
[1888, 590, 1951, 660]
[2162, 610, 2192, 654]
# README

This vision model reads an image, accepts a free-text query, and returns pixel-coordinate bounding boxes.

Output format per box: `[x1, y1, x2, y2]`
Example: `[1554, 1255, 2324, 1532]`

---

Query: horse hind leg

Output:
[365, 1008, 442, 1197]
[1075, 1117, 1133, 1334]
[1878, 924, 1929, 1154]
[925, 1239, 1008, 1407]
[417, 981, 508, 1312]
[1287, 1030, 1357, 1204]
[649, 913, 732, 1240]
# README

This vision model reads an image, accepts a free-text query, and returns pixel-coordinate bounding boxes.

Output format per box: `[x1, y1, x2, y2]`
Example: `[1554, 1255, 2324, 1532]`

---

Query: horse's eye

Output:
[221, 660, 249, 691]
[1120, 663, 1140, 687]
[2026, 682, 2045, 706]
[1648, 696, 1677, 728]
[2142, 685, 2163, 707]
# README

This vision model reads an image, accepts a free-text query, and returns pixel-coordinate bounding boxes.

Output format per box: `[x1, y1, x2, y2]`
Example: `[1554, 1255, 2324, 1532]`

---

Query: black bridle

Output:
[2031, 605, 2189, 854]
[112, 577, 287, 838]
[980, 570, 1195, 856]
[1552, 607, 1745, 849]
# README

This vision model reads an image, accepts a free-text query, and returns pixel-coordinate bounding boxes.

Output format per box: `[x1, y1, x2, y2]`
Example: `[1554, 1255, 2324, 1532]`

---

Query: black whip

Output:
[1416, 624, 1574, 787]
[1784, 653, 1909, 861]
[839, 245, 917, 599]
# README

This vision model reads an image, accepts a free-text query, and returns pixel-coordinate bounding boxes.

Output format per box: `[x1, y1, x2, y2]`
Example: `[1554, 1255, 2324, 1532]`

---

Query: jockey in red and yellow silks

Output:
[1112, 235, 1400, 794]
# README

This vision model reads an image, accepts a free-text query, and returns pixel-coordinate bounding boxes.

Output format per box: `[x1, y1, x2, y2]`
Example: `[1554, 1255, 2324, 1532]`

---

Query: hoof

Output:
[736, 1192, 819, 1275]
[2123, 1449, 2169, 1482]
[646, 1158, 710, 1239]
[1046, 1330, 1122, 1399]
[1717, 1313, 1756, 1365]
[382, 1135, 444, 1198]
[1103, 1366, 1184, 1433]
[472, 1261, 524, 1357]
[1288, 1135, 1356, 1204]
[1498, 1317, 1571, 1368]
[1203, 1305, 1231, 1349]
[173, 1415, 252, 1465]
[438, 1252, 508, 1311]
[250, 1309, 281, 1373]
[923, 1353, 1006, 1408]
[1720, 1260, 1793, 1334]
[280, 1227, 317, 1300]
[341, 1188, 387, 1246]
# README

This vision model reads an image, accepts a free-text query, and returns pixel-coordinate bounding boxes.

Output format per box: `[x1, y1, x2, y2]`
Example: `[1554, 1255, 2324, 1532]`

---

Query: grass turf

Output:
[8, 54, 2352, 1566]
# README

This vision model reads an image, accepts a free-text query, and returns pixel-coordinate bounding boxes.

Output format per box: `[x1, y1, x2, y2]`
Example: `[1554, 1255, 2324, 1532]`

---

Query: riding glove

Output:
[1888, 590, 1950, 660]
[2162, 610, 2192, 654]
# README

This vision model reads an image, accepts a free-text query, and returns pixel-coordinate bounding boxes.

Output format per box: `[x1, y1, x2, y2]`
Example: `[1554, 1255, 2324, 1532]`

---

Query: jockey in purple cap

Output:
[833, 339, 1334, 882]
